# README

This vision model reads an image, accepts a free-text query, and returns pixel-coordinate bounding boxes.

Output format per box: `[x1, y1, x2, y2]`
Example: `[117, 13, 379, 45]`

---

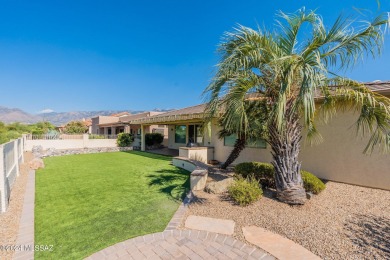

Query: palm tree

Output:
[218, 98, 268, 169]
[204, 9, 390, 204]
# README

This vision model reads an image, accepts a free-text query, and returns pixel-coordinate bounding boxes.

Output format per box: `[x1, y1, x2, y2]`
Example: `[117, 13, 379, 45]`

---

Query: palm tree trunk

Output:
[268, 102, 306, 205]
[221, 135, 246, 169]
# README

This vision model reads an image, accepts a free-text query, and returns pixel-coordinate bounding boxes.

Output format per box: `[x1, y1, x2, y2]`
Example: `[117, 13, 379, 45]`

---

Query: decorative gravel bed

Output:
[182, 181, 390, 259]
[0, 152, 33, 260]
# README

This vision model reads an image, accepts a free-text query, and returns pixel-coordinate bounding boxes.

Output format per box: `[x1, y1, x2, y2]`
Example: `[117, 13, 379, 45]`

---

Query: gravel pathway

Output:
[181, 181, 390, 260]
[0, 152, 33, 260]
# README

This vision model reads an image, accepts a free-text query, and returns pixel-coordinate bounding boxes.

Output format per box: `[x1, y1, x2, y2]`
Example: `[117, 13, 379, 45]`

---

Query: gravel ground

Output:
[0, 152, 33, 260]
[181, 181, 390, 260]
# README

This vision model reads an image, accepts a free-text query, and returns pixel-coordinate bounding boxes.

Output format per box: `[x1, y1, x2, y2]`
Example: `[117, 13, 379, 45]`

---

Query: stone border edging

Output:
[164, 191, 193, 231]
[32, 146, 133, 158]
[13, 169, 35, 260]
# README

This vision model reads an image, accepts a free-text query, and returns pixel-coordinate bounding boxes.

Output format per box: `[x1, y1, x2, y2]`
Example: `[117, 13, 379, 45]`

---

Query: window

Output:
[188, 124, 203, 145]
[224, 134, 266, 149]
[246, 138, 267, 149]
[175, 125, 186, 143]
[224, 134, 237, 147]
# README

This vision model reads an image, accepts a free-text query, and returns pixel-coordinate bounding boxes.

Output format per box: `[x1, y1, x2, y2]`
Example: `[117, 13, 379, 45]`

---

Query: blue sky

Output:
[0, 0, 389, 113]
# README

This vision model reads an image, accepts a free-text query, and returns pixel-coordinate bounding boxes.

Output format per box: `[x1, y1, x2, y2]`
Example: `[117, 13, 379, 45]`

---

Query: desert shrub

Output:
[234, 162, 325, 193]
[64, 121, 88, 134]
[234, 162, 275, 188]
[117, 133, 134, 147]
[301, 170, 326, 194]
[88, 134, 105, 139]
[228, 176, 263, 206]
[145, 133, 164, 146]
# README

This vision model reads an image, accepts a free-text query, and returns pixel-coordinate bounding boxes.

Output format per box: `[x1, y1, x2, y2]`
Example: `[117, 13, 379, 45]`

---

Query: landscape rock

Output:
[29, 158, 45, 170]
[32, 147, 133, 158]
[204, 177, 234, 194]
[32, 145, 44, 158]
[306, 192, 314, 199]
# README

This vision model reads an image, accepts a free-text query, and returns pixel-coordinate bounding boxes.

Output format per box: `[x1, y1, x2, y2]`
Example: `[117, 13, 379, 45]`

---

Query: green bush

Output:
[234, 162, 325, 193]
[88, 134, 105, 139]
[64, 121, 88, 134]
[117, 133, 134, 147]
[301, 170, 326, 194]
[228, 176, 263, 206]
[234, 162, 275, 188]
[145, 133, 164, 146]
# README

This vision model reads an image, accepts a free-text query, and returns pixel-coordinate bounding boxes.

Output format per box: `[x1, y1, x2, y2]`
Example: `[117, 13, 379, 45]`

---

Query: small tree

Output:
[64, 121, 88, 134]
[117, 133, 134, 147]
[145, 133, 164, 146]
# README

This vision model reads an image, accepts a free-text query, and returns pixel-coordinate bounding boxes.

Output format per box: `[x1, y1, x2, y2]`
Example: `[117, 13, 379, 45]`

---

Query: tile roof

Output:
[130, 104, 206, 124]
[132, 81, 390, 124]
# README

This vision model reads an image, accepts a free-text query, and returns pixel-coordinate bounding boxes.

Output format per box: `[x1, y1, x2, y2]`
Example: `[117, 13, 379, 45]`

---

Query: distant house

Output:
[90, 111, 168, 145]
[131, 81, 390, 191]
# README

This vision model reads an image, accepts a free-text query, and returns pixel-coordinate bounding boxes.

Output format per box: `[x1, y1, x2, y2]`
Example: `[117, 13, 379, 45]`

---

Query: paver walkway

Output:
[86, 229, 274, 260]
[185, 215, 236, 235]
[243, 226, 321, 260]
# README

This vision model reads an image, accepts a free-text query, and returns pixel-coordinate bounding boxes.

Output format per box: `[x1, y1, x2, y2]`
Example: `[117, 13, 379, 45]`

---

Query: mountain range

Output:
[0, 106, 173, 126]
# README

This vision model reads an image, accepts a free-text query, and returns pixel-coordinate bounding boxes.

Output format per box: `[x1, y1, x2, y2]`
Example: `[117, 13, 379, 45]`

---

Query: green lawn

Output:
[35, 151, 189, 259]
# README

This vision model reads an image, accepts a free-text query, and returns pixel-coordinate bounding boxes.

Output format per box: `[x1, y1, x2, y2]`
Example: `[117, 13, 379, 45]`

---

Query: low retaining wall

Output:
[172, 157, 208, 191]
[32, 147, 133, 158]
[24, 134, 118, 151]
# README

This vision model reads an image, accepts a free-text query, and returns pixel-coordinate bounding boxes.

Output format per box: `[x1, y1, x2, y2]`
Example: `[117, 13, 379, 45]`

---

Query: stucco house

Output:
[131, 81, 390, 191]
[90, 111, 168, 141]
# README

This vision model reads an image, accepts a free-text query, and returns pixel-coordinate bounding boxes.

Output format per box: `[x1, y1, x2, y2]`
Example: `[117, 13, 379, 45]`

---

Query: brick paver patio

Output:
[86, 229, 274, 260]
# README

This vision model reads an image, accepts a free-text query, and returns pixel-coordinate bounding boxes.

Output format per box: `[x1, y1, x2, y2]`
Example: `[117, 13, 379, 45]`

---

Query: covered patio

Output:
[131, 104, 215, 164]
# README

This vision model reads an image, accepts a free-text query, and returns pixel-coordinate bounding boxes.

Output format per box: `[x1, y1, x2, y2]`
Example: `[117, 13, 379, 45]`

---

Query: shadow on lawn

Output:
[344, 213, 390, 258]
[147, 168, 190, 202]
[122, 150, 173, 161]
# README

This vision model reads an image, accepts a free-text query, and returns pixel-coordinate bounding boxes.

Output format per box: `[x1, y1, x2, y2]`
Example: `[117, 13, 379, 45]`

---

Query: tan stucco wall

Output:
[211, 112, 390, 190]
[299, 111, 390, 190]
[25, 137, 117, 151]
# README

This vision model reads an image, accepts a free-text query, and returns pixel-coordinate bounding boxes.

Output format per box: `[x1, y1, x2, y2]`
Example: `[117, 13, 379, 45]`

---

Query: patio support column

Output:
[141, 125, 146, 151]
[104, 127, 108, 136]
[124, 125, 130, 134]
[111, 127, 116, 136]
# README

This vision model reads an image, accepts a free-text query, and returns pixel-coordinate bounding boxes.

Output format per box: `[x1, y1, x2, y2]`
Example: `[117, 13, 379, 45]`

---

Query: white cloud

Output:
[38, 109, 55, 114]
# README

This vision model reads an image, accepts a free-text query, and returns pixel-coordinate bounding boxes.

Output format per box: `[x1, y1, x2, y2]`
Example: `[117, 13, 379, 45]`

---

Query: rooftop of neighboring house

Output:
[110, 112, 131, 117]
[96, 111, 167, 127]
[131, 81, 390, 125]
[130, 104, 206, 125]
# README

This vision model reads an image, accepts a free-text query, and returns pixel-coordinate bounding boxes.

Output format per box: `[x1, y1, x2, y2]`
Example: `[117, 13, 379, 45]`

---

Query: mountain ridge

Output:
[0, 106, 174, 126]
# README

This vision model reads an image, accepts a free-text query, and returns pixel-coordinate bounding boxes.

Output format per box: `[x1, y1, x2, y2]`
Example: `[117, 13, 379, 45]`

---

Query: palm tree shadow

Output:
[344, 213, 390, 258]
[147, 168, 190, 202]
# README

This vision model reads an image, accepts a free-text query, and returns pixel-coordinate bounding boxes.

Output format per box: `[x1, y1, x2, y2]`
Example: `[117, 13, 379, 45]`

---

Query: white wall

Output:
[25, 135, 117, 151]
[0, 137, 24, 212]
